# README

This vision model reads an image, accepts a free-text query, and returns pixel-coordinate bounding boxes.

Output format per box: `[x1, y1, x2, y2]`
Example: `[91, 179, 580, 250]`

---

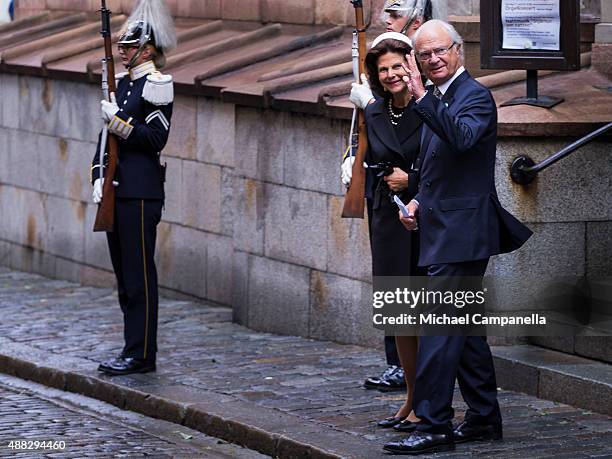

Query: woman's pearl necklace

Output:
[387, 98, 405, 126]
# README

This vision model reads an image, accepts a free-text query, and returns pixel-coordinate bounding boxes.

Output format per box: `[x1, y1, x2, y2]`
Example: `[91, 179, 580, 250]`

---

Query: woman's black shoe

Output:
[393, 419, 418, 433]
[377, 415, 407, 428]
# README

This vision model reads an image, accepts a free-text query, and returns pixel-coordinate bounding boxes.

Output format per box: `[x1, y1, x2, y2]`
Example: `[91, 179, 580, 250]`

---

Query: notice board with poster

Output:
[480, 0, 580, 71]
[480, 0, 580, 108]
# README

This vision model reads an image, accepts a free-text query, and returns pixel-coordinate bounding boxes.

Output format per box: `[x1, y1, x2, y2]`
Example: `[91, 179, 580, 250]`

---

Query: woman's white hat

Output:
[371, 32, 413, 49]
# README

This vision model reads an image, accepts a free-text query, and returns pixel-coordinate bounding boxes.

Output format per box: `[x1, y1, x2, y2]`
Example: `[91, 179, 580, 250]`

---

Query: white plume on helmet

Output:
[121, 0, 177, 53]
[381, 0, 447, 24]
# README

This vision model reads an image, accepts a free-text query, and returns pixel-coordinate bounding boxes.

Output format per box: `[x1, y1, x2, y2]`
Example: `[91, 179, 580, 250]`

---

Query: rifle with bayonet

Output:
[342, 0, 368, 219]
[93, 0, 119, 232]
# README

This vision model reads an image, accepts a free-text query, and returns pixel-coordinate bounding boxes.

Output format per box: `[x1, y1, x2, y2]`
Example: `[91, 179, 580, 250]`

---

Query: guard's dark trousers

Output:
[107, 198, 163, 362]
[413, 259, 502, 435]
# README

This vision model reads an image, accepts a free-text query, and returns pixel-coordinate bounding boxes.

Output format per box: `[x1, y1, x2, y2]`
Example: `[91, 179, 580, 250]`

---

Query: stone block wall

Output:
[14, 0, 385, 25]
[13, 0, 510, 24]
[1, 73, 611, 354]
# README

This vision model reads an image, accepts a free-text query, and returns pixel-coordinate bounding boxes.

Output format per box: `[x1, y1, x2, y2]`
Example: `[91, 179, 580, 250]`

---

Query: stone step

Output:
[493, 345, 612, 416]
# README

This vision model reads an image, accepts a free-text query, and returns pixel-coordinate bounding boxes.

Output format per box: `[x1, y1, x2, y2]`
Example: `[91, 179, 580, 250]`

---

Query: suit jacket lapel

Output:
[419, 73, 471, 168]
[441, 70, 470, 103]
[419, 85, 436, 159]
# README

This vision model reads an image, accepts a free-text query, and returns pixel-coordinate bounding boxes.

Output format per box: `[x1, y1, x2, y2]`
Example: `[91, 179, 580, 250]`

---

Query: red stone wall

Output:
[15, 0, 387, 25]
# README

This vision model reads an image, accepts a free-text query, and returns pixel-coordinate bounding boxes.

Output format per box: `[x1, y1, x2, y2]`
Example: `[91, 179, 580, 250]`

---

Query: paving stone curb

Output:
[0, 339, 368, 459]
[492, 345, 612, 416]
[1, 339, 611, 459]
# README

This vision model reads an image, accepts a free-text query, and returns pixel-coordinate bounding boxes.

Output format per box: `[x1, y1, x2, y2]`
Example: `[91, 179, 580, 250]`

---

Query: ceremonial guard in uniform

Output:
[92, 0, 176, 376]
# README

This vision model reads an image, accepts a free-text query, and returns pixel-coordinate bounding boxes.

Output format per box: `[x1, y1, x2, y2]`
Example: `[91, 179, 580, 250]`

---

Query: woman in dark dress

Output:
[363, 33, 426, 431]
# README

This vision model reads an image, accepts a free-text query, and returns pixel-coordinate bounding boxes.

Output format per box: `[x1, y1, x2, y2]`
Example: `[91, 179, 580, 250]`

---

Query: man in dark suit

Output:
[383, 20, 532, 455]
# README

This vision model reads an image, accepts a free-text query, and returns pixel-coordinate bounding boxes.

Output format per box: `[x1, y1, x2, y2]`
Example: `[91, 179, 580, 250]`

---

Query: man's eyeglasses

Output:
[416, 43, 457, 61]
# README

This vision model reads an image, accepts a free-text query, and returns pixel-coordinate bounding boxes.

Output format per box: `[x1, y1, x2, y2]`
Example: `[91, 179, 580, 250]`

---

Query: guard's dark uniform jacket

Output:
[91, 60, 173, 362]
[91, 60, 172, 198]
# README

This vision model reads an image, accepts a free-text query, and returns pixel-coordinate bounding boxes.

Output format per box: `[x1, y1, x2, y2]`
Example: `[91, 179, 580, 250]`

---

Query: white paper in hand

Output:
[393, 195, 410, 218]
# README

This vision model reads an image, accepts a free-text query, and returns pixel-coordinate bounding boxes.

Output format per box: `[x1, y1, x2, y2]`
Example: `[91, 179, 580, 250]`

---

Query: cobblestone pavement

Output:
[1, 269, 611, 458]
[0, 374, 267, 458]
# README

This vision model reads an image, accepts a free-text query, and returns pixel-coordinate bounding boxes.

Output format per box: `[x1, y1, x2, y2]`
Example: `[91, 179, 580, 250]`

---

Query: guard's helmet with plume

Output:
[118, 0, 177, 56]
[381, 0, 447, 23]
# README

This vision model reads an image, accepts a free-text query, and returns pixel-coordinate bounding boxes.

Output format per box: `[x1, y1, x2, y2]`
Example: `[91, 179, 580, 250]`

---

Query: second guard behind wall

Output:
[91, 0, 176, 376]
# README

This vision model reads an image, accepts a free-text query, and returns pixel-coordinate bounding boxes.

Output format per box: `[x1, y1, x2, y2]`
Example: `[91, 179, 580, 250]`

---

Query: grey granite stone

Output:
[574, 337, 612, 364]
[196, 97, 235, 167]
[232, 250, 249, 325]
[206, 234, 233, 305]
[587, 221, 612, 277]
[234, 107, 284, 184]
[0, 187, 47, 251]
[220, 166, 234, 237]
[595, 23, 612, 44]
[280, 113, 346, 196]
[9, 245, 56, 279]
[0, 73, 20, 130]
[18, 77, 99, 143]
[496, 138, 612, 223]
[539, 367, 612, 415]
[180, 160, 222, 234]
[161, 156, 183, 224]
[487, 222, 586, 312]
[38, 135, 93, 203]
[5, 126, 40, 191]
[83, 203, 113, 272]
[45, 195, 86, 262]
[528, 337, 575, 355]
[247, 254, 310, 336]
[55, 256, 83, 284]
[232, 177, 265, 255]
[156, 222, 207, 299]
[0, 128, 14, 184]
[325, 195, 372, 283]
[164, 94, 197, 160]
[263, 183, 328, 271]
[309, 270, 378, 347]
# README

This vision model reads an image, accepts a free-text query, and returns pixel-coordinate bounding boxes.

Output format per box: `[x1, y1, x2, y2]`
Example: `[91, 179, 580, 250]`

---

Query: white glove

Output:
[341, 156, 355, 188]
[92, 178, 104, 204]
[101, 93, 119, 122]
[349, 73, 374, 110]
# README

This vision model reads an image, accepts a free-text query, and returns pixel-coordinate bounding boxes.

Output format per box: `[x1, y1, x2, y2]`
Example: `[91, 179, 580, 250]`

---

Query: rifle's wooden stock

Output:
[93, 1, 119, 232]
[341, 110, 367, 218]
[342, 1, 368, 219]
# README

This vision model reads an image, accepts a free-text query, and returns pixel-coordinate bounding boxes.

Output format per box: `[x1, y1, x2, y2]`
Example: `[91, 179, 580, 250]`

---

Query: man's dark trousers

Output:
[413, 259, 502, 436]
[106, 198, 163, 362]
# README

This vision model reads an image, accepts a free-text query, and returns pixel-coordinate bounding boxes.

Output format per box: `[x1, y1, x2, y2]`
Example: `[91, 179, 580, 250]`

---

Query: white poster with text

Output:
[502, 0, 560, 50]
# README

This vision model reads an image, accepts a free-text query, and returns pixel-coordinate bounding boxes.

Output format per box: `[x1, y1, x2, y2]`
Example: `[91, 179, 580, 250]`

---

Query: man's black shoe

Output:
[377, 415, 406, 428]
[98, 357, 156, 376]
[383, 431, 454, 455]
[452, 421, 503, 444]
[364, 366, 406, 392]
[393, 419, 418, 433]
